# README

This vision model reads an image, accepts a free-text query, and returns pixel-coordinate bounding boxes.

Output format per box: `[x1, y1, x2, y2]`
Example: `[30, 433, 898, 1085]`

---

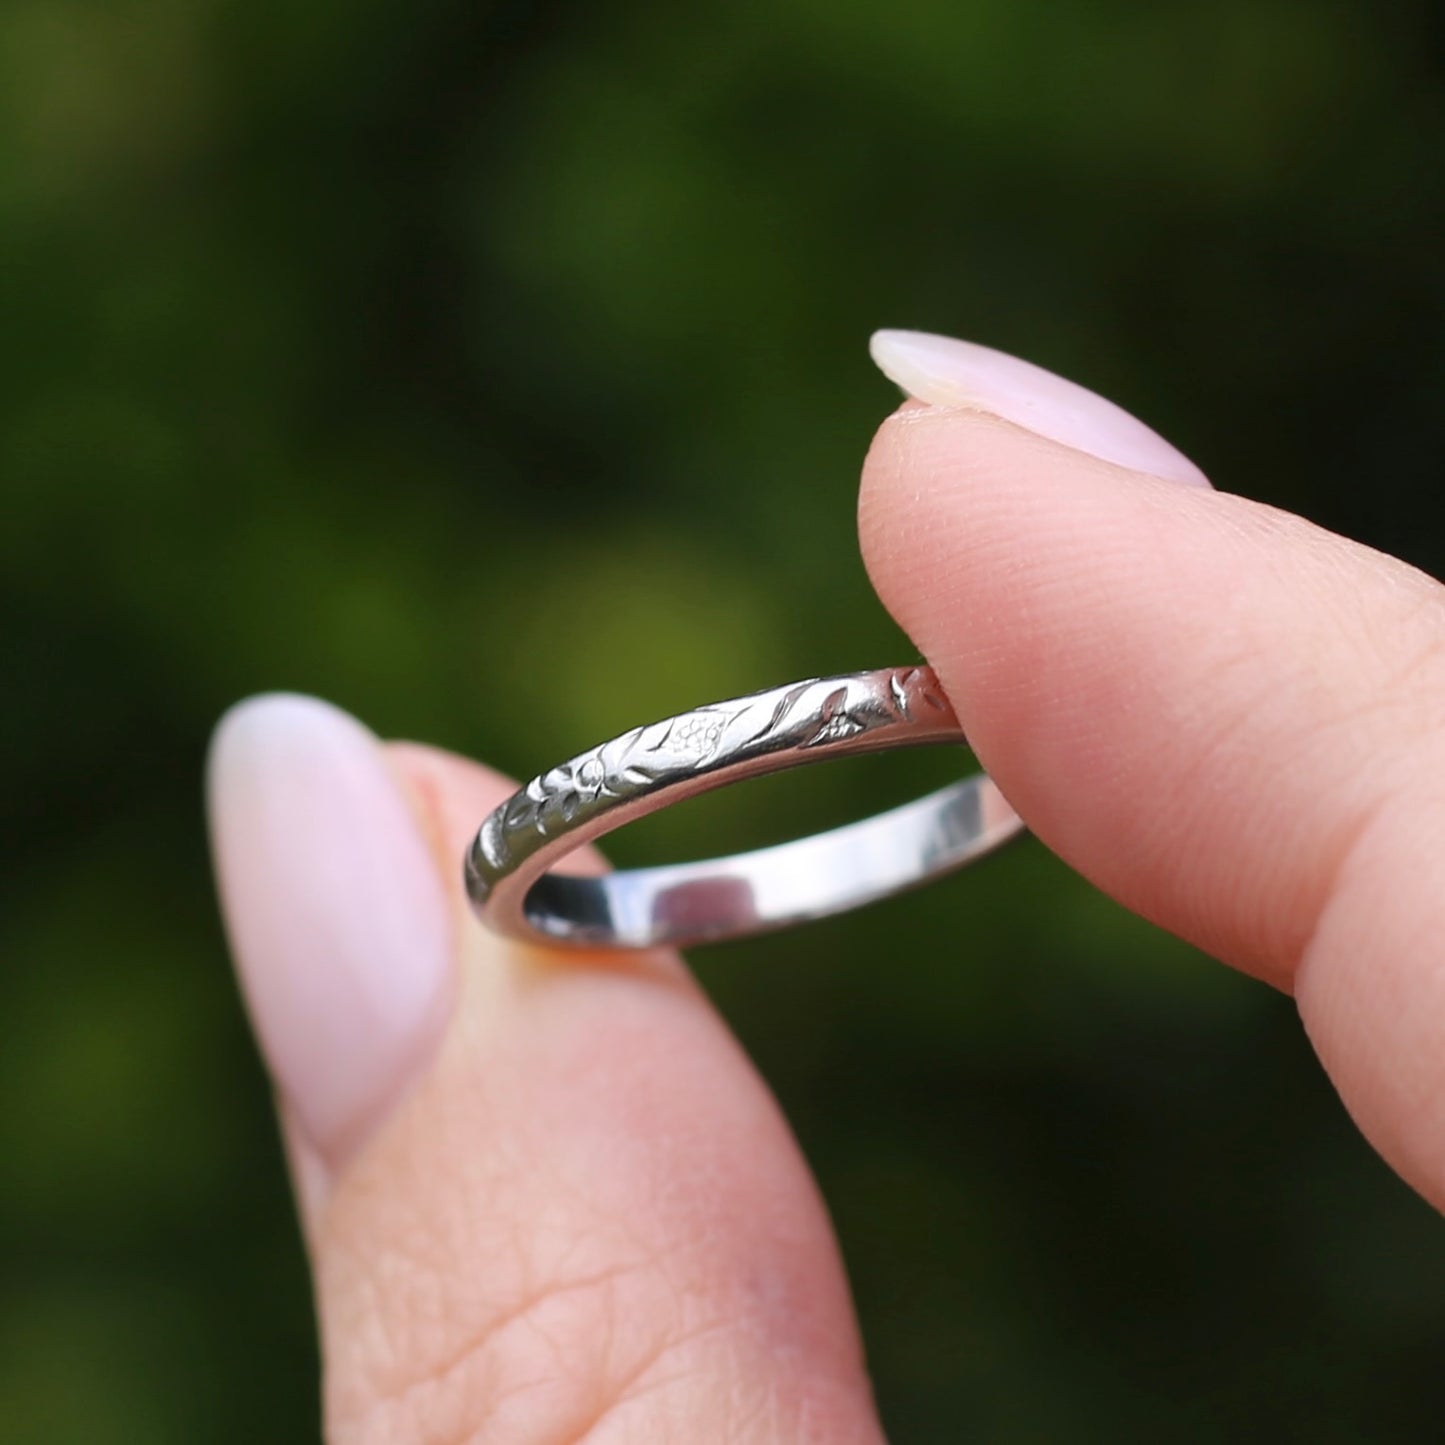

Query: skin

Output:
[263, 406, 1445, 1441]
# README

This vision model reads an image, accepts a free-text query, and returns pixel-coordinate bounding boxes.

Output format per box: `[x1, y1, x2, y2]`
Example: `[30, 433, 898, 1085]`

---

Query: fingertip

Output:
[857, 405, 1419, 986]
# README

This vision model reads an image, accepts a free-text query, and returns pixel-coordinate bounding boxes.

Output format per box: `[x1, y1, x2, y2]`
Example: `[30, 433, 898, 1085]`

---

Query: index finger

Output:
[859, 338, 1445, 1209]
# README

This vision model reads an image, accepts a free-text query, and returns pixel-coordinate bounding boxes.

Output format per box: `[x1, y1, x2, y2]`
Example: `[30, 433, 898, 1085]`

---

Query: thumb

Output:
[860, 331, 1445, 1210]
[206, 695, 881, 1444]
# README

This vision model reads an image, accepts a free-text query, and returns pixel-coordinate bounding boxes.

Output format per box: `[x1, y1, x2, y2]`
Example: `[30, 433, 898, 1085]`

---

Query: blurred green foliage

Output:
[4, 0, 1445, 1439]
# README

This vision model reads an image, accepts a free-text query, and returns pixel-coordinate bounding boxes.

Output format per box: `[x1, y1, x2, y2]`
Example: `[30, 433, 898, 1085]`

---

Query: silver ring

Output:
[465, 666, 1024, 949]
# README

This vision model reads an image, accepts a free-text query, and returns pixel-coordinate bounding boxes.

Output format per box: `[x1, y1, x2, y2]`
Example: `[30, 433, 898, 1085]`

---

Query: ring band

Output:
[465, 666, 1024, 949]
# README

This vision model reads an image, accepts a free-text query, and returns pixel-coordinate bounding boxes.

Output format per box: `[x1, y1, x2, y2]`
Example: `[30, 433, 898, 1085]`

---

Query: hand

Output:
[207, 332, 1445, 1443]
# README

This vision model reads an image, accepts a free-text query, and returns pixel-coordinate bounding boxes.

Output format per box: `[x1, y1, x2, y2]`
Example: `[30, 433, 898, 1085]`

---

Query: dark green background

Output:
[4, 0, 1445, 1439]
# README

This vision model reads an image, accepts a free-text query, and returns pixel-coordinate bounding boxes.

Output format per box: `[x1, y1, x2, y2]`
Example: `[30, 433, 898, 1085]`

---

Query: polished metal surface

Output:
[466, 666, 1024, 949]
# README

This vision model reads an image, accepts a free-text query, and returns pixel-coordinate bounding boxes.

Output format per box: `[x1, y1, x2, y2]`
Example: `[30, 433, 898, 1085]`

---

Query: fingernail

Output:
[206, 694, 454, 1162]
[869, 329, 1210, 487]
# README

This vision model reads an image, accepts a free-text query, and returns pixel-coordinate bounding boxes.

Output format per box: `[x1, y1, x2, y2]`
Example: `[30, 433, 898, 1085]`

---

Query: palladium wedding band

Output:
[465, 666, 1024, 949]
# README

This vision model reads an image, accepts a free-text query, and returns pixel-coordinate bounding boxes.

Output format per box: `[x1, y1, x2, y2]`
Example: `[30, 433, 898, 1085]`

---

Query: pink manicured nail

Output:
[869, 329, 1210, 487]
[206, 694, 453, 1162]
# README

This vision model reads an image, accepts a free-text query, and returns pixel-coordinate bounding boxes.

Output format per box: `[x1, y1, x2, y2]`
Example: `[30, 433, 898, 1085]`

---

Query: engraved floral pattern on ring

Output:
[463, 664, 999, 948]
[667, 711, 727, 760]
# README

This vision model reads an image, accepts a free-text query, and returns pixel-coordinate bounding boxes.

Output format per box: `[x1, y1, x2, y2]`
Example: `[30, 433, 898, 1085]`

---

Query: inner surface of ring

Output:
[522, 774, 1020, 947]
